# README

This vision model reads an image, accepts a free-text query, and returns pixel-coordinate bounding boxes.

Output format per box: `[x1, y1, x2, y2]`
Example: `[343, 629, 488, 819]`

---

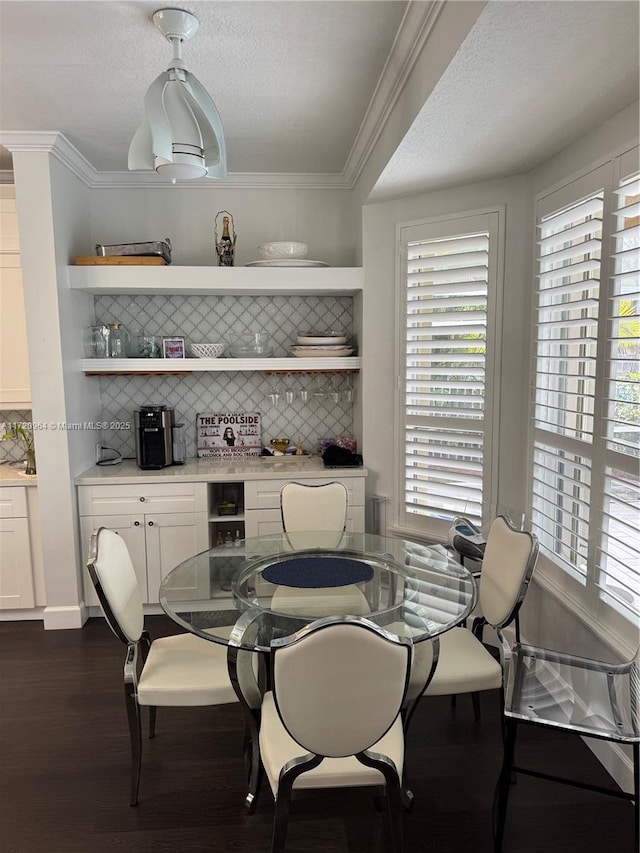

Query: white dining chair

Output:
[258, 616, 412, 853]
[417, 516, 539, 721]
[86, 527, 240, 806]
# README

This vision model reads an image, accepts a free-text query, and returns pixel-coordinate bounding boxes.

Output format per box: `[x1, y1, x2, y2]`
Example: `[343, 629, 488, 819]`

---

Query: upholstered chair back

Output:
[271, 618, 410, 758]
[280, 481, 348, 534]
[87, 527, 144, 644]
[478, 516, 538, 629]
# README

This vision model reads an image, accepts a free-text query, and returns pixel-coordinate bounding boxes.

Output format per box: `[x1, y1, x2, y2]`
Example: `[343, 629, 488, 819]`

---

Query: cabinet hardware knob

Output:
[148, 520, 154, 526]
[134, 521, 140, 526]
[139, 496, 145, 502]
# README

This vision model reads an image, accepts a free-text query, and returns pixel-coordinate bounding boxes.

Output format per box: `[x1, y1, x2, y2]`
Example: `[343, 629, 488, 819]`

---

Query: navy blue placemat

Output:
[262, 556, 374, 588]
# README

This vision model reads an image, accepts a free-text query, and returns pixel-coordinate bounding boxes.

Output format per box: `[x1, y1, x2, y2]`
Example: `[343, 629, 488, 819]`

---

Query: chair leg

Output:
[244, 722, 263, 814]
[493, 718, 518, 853]
[271, 790, 292, 853]
[124, 684, 142, 807]
[271, 755, 323, 853]
[633, 741, 639, 846]
[472, 691, 481, 722]
[149, 706, 157, 739]
[385, 776, 405, 853]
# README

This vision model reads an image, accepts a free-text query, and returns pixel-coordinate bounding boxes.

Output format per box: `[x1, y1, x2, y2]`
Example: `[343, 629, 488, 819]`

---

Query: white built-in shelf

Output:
[82, 357, 360, 374]
[68, 265, 364, 296]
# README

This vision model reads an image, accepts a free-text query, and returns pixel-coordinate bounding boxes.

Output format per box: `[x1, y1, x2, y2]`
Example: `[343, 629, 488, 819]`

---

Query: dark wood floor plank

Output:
[0, 616, 635, 852]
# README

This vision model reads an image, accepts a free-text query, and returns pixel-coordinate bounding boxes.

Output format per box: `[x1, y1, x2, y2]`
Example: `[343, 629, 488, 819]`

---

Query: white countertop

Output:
[0, 463, 38, 486]
[75, 456, 367, 485]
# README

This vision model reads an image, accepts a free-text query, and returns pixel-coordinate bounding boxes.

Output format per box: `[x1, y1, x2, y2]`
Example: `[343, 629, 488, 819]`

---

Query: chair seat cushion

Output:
[137, 632, 238, 707]
[259, 691, 404, 795]
[423, 627, 502, 696]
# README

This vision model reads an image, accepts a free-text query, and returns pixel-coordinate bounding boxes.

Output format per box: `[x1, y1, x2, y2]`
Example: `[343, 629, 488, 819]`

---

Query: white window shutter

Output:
[401, 226, 491, 526]
[599, 175, 640, 611]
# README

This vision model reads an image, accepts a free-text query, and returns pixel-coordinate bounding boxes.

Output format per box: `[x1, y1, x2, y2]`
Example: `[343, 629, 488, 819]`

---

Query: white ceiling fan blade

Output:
[143, 70, 174, 163]
[128, 114, 156, 170]
[182, 72, 228, 178]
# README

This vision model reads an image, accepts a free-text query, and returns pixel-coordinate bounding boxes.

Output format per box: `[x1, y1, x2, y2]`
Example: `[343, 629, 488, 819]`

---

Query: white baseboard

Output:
[0, 607, 45, 621]
[43, 604, 88, 629]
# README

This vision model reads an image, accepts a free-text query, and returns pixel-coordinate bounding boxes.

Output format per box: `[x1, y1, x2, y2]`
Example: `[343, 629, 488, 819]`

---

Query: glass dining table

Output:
[159, 530, 476, 812]
[158, 530, 477, 652]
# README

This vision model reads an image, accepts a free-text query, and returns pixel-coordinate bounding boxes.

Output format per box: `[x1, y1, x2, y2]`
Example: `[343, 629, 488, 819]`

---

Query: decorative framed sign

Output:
[196, 412, 262, 459]
[162, 337, 185, 358]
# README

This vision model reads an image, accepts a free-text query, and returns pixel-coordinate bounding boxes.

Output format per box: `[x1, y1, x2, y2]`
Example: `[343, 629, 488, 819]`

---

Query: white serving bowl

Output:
[189, 342, 225, 358]
[258, 241, 308, 260]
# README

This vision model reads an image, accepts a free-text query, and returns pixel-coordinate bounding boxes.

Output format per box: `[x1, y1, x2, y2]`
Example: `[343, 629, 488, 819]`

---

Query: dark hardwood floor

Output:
[0, 616, 634, 853]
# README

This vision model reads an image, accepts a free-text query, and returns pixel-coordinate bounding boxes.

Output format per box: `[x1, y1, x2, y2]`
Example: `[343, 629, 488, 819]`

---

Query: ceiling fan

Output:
[128, 7, 227, 181]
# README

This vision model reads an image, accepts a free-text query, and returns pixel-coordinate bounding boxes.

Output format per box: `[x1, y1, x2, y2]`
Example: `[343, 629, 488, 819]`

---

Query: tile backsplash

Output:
[0, 409, 32, 462]
[93, 294, 356, 459]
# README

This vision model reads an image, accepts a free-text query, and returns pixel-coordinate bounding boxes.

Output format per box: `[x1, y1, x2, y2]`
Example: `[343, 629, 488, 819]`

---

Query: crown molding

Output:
[0, 131, 351, 190]
[343, 0, 445, 188]
[0, 131, 97, 186]
[89, 169, 351, 190]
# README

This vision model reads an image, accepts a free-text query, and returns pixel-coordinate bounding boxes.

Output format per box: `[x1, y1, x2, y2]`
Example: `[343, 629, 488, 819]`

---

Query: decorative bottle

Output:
[215, 210, 236, 267]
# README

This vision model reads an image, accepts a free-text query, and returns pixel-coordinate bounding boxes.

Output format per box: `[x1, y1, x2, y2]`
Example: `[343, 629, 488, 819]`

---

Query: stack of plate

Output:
[290, 331, 354, 358]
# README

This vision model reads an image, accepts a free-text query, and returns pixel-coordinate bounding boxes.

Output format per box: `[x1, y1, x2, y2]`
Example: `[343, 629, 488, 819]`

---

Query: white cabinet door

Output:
[80, 515, 147, 606]
[0, 189, 30, 410]
[145, 511, 209, 602]
[0, 516, 34, 608]
[244, 508, 284, 539]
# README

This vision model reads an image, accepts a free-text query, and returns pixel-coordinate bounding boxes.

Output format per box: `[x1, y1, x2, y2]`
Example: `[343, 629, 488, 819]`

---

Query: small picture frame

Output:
[162, 337, 185, 359]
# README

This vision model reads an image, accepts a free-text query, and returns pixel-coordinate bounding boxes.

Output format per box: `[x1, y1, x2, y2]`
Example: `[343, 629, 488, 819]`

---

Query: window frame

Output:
[528, 147, 640, 641]
[394, 206, 505, 543]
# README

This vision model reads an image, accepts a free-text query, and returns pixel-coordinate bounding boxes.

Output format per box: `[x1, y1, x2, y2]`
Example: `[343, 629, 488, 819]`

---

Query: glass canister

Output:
[105, 322, 129, 358]
[83, 324, 109, 358]
[135, 333, 162, 358]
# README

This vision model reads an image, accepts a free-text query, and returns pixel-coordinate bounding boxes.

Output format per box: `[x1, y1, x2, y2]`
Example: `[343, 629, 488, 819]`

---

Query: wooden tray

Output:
[75, 256, 168, 266]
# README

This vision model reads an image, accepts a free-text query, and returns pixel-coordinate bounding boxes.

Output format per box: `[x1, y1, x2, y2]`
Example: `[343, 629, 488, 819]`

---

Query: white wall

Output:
[88, 186, 356, 267]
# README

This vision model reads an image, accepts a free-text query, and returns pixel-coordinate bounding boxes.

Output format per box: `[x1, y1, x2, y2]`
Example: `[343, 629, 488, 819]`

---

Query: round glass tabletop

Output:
[159, 531, 476, 651]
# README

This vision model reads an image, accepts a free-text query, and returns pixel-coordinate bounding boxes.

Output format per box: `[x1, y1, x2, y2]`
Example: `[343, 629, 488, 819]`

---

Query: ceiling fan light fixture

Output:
[128, 8, 227, 181]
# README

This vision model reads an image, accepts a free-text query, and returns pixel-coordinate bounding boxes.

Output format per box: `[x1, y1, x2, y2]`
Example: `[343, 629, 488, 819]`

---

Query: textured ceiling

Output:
[0, 0, 407, 174]
[0, 1, 638, 195]
[371, 0, 640, 199]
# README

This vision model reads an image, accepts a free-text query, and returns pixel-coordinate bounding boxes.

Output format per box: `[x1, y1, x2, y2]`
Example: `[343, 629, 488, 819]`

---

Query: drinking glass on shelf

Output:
[311, 375, 327, 406]
[344, 375, 354, 403]
[284, 377, 295, 405]
[266, 381, 281, 408]
[330, 374, 342, 403]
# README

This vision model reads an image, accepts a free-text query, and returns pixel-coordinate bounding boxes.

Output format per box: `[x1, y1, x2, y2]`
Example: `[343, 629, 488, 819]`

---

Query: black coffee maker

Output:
[134, 405, 174, 469]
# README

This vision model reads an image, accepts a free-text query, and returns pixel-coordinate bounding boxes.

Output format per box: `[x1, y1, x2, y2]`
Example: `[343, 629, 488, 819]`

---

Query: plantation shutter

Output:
[599, 173, 640, 610]
[531, 190, 603, 575]
[402, 223, 491, 525]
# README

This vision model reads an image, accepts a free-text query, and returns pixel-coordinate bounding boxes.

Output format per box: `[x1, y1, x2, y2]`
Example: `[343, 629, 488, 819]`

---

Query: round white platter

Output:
[296, 334, 347, 345]
[290, 346, 353, 358]
[245, 259, 329, 267]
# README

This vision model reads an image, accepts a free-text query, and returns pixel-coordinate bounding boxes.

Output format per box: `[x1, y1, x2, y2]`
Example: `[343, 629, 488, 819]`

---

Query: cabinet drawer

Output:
[244, 505, 365, 538]
[78, 482, 207, 516]
[0, 486, 27, 519]
[244, 477, 365, 511]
